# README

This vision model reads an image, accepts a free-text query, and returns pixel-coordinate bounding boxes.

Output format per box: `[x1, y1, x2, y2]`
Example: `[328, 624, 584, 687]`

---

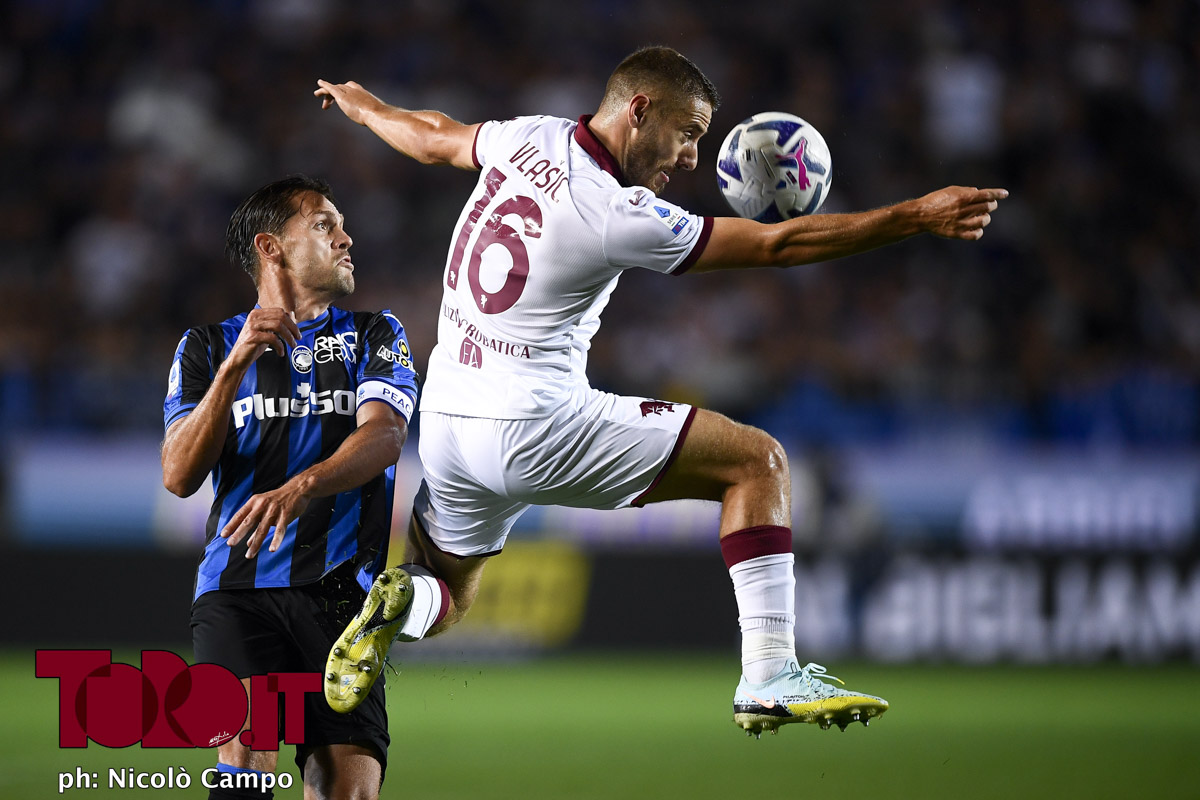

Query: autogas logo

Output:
[375, 337, 413, 369]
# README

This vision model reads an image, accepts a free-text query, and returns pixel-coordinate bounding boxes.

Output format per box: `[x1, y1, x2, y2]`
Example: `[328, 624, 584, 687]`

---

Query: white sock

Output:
[729, 552, 797, 684]
[397, 565, 447, 642]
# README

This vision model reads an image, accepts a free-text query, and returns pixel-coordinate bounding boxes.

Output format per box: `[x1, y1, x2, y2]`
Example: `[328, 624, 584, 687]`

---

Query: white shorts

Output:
[413, 388, 695, 557]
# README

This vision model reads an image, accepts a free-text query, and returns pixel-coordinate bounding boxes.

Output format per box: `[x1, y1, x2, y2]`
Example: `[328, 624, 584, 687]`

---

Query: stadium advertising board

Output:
[6, 439, 1198, 664]
[797, 555, 1200, 663]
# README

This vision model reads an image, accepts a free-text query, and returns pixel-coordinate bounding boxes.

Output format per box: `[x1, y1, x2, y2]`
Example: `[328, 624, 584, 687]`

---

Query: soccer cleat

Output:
[732, 660, 888, 737]
[324, 567, 413, 713]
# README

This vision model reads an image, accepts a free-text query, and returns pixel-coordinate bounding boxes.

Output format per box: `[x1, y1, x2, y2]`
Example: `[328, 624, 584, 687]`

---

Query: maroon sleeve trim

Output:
[630, 405, 698, 507]
[719, 525, 793, 569]
[671, 216, 714, 275]
[471, 122, 484, 170]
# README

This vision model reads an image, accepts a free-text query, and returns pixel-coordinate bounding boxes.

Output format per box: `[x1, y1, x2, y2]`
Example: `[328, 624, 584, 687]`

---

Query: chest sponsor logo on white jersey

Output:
[443, 304, 531, 359]
[314, 332, 357, 364]
[232, 383, 354, 429]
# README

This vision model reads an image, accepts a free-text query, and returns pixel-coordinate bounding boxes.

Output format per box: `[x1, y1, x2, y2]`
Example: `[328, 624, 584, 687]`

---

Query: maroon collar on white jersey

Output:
[574, 115, 625, 185]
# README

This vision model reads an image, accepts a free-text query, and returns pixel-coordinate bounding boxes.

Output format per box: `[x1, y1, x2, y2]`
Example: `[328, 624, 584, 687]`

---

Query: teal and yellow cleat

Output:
[324, 567, 413, 714]
[733, 661, 888, 738]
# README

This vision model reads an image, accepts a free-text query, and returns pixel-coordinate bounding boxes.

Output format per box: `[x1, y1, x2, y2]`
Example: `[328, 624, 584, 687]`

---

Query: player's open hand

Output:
[228, 307, 301, 370]
[314, 80, 382, 126]
[917, 186, 1008, 240]
[220, 478, 314, 559]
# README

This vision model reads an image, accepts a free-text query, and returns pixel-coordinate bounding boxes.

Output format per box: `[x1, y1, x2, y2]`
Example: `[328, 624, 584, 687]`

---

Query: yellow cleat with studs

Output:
[324, 567, 413, 714]
[732, 661, 888, 738]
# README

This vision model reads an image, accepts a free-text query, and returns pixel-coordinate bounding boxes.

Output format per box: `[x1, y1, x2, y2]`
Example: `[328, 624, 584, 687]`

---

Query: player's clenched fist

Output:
[228, 307, 301, 368]
[917, 186, 1009, 241]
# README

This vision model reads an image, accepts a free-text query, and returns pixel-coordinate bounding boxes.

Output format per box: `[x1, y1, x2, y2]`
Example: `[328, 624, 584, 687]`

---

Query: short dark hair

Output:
[601, 46, 721, 113]
[225, 175, 337, 281]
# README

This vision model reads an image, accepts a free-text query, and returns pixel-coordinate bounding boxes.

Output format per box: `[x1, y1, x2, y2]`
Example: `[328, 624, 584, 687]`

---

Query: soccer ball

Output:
[716, 112, 832, 222]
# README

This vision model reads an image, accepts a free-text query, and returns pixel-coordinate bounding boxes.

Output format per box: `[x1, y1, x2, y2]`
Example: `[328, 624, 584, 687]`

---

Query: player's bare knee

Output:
[301, 749, 380, 800]
[739, 428, 789, 488]
[762, 433, 789, 484]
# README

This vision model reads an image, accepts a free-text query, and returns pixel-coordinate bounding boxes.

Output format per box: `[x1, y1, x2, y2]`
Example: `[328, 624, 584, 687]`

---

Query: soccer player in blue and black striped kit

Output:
[162, 176, 418, 799]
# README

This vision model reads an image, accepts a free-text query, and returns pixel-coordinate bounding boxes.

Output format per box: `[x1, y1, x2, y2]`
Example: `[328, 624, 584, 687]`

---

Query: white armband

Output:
[356, 380, 415, 421]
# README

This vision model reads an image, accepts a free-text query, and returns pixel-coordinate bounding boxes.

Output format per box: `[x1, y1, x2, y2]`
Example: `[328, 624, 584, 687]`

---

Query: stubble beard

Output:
[290, 255, 354, 300]
[625, 134, 667, 194]
[330, 267, 354, 298]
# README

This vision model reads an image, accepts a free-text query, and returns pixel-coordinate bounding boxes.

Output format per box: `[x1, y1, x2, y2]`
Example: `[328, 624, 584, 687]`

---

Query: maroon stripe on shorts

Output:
[720, 525, 793, 569]
[630, 406, 698, 507]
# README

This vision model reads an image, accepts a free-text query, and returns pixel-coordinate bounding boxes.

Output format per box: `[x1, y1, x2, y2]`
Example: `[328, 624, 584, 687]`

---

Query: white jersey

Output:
[418, 115, 713, 419]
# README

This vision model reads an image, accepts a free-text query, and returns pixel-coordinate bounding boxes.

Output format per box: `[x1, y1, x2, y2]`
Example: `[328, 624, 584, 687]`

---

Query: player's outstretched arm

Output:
[315, 79, 479, 170]
[219, 402, 407, 559]
[161, 308, 301, 497]
[692, 186, 1008, 273]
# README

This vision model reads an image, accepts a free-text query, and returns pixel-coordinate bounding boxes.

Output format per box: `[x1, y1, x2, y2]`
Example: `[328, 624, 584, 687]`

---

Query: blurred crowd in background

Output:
[2, 0, 1197, 448]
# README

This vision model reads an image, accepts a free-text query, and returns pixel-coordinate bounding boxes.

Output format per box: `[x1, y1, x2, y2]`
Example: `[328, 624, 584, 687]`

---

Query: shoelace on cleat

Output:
[798, 662, 845, 687]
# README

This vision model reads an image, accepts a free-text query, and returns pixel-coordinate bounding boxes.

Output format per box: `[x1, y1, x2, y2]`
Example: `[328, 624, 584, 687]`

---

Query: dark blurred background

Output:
[1, 0, 1198, 662]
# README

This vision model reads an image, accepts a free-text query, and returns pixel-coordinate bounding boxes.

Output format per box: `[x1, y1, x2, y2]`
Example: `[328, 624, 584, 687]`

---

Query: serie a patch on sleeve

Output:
[650, 204, 690, 236]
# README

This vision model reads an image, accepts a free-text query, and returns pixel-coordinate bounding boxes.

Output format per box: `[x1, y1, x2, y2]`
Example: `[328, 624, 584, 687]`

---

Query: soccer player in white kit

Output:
[315, 47, 1006, 735]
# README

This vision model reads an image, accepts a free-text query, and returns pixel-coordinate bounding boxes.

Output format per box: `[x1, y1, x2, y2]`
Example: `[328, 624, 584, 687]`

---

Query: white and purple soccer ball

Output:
[716, 112, 832, 222]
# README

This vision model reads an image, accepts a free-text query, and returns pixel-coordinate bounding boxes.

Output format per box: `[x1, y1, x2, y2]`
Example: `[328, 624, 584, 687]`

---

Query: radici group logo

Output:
[36, 650, 321, 793]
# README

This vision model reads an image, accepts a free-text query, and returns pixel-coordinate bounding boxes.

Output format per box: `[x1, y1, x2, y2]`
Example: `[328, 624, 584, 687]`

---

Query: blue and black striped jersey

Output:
[164, 306, 419, 602]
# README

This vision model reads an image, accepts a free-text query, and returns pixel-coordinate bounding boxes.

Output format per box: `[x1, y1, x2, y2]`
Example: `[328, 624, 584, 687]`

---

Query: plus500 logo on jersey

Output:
[232, 382, 355, 429]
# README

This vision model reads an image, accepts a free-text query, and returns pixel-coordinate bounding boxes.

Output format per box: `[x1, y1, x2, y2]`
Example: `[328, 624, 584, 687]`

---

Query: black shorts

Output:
[190, 564, 389, 776]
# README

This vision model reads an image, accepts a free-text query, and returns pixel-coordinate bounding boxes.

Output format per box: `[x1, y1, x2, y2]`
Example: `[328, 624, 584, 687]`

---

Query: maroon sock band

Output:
[720, 525, 792, 569]
[431, 577, 451, 628]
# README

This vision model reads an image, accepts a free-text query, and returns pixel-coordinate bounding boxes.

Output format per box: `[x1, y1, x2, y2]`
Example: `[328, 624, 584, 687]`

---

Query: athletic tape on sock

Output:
[742, 630, 797, 662]
[728, 549, 797, 680]
[397, 564, 449, 642]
